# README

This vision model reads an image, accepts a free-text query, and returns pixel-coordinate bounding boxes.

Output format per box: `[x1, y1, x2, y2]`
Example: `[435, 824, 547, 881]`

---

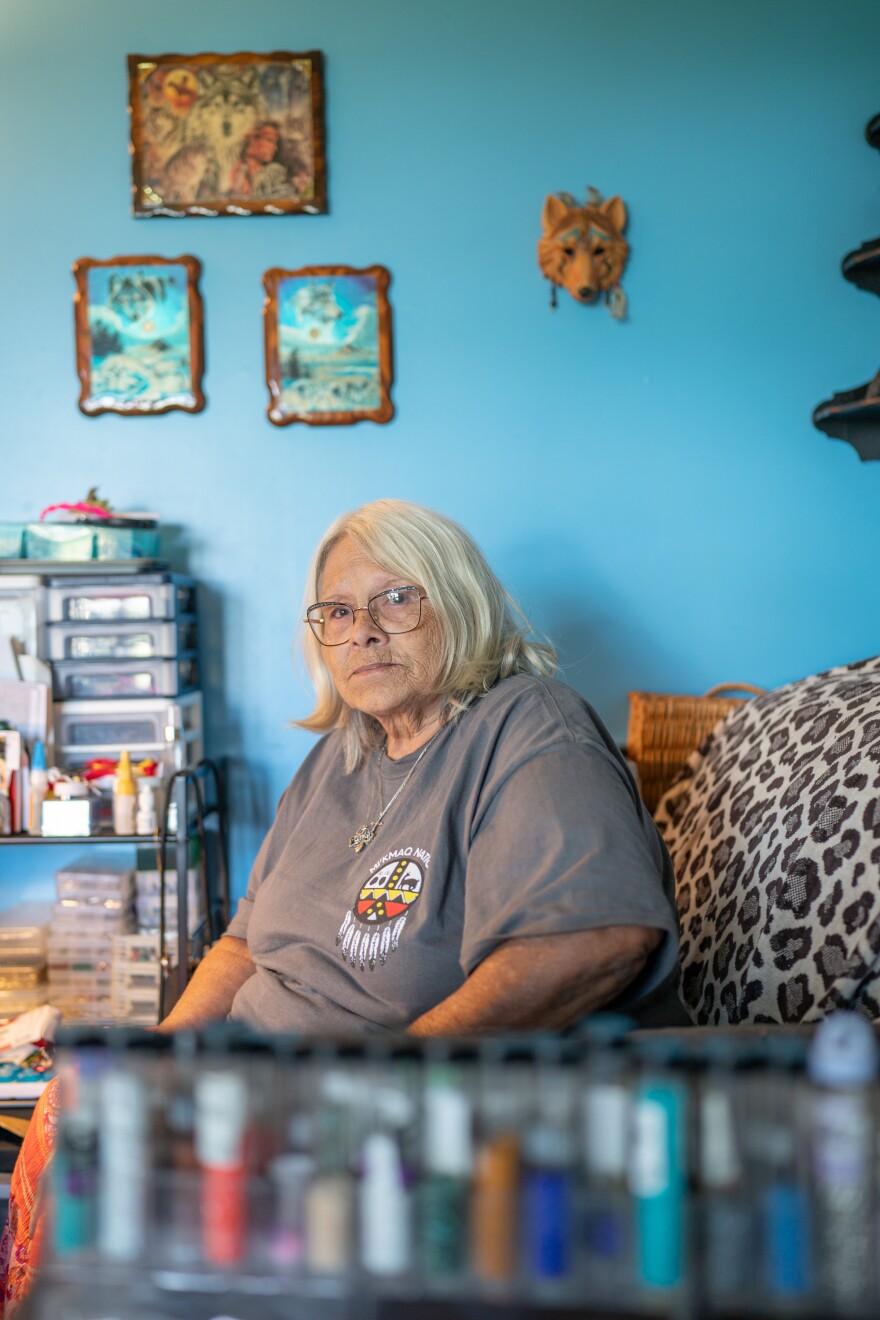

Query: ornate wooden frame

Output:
[72, 254, 206, 417]
[128, 50, 327, 218]
[263, 264, 394, 427]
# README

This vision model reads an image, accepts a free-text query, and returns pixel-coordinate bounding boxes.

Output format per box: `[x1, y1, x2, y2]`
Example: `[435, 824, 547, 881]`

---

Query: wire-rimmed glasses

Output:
[305, 586, 427, 646]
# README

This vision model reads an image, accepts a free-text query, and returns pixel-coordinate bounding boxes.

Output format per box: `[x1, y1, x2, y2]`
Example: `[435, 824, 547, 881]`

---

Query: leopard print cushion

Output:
[655, 655, 880, 1025]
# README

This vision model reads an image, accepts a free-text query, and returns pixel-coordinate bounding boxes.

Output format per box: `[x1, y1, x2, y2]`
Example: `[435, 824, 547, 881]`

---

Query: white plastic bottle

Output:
[28, 741, 48, 836]
[360, 1129, 410, 1276]
[135, 778, 157, 835]
[808, 1011, 878, 1312]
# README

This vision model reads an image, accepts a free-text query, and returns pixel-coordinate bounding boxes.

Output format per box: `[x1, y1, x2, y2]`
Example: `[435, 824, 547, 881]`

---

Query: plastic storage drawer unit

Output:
[44, 618, 197, 661]
[0, 523, 24, 558]
[54, 691, 204, 775]
[0, 987, 50, 1015]
[23, 524, 95, 561]
[0, 575, 45, 659]
[51, 655, 200, 700]
[54, 691, 203, 749]
[45, 573, 196, 623]
[0, 903, 52, 965]
[92, 525, 160, 561]
[54, 855, 135, 900]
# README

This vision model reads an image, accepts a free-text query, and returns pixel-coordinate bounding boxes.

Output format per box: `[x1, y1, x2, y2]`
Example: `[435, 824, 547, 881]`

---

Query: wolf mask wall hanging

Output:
[538, 188, 629, 318]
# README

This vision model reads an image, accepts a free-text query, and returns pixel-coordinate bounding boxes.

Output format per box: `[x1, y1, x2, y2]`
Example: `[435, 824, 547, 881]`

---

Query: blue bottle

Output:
[754, 1036, 812, 1302]
[629, 1042, 687, 1293]
[523, 1056, 576, 1291]
[696, 1038, 756, 1310]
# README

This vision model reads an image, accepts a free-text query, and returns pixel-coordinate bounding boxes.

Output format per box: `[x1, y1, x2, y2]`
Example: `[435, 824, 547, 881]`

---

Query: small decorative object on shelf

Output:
[0, 489, 161, 564]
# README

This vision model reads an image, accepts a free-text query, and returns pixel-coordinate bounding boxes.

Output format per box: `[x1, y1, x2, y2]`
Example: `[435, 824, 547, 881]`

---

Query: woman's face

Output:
[316, 535, 444, 732]
[248, 125, 279, 164]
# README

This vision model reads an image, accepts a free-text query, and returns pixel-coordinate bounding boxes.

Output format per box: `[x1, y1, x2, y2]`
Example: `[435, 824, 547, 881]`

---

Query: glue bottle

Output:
[113, 751, 136, 836]
[28, 741, 48, 837]
[136, 777, 157, 836]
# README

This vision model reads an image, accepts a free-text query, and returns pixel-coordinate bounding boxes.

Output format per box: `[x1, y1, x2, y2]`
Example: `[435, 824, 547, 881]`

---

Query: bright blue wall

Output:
[2, 0, 880, 901]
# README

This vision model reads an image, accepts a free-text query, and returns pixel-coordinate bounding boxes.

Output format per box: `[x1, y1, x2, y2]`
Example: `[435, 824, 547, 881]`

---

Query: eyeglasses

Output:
[304, 586, 427, 646]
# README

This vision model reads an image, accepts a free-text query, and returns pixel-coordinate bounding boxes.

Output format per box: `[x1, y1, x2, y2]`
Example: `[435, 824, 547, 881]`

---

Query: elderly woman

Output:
[160, 498, 681, 1034]
[0, 499, 682, 1314]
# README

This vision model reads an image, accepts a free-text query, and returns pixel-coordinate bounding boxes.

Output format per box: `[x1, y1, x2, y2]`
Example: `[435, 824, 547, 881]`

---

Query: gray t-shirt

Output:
[226, 674, 680, 1033]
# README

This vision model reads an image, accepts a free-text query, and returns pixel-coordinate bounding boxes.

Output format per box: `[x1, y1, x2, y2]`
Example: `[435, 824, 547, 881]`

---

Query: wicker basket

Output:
[626, 684, 764, 813]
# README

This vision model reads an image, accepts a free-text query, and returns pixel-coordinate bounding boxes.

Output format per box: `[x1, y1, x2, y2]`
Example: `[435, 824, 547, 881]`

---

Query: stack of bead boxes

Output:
[110, 933, 173, 1027]
[49, 856, 135, 1023]
[135, 840, 203, 937]
[49, 853, 198, 1026]
[121, 844, 202, 1025]
[0, 904, 52, 1017]
[42, 570, 203, 786]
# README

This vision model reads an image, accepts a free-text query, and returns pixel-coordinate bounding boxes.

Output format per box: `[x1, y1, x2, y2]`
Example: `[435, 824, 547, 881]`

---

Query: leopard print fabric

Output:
[655, 655, 880, 1025]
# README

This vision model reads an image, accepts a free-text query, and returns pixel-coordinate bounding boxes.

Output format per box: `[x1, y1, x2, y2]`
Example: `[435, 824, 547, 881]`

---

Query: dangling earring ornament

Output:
[550, 283, 558, 310]
[607, 282, 627, 320]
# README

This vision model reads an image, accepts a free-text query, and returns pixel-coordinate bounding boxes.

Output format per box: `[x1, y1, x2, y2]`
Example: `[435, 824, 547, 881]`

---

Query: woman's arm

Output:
[156, 935, 256, 1033]
[407, 924, 661, 1036]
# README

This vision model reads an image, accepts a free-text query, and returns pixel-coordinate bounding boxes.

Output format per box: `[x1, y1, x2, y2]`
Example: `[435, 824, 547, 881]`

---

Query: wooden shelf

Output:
[0, 558, 168, 575]
[0, 833, 178, 845]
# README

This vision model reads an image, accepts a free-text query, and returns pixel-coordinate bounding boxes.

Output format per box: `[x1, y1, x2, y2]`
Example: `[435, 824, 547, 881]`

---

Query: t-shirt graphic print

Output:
[336, 854, 424, 971]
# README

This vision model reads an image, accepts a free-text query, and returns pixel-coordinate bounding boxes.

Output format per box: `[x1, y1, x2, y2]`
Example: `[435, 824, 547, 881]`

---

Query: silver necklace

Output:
[349, 726, 445, 853]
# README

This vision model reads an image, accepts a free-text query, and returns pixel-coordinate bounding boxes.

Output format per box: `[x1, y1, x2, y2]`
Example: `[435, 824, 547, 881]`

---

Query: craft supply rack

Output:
[27, 1020, 880, 1320]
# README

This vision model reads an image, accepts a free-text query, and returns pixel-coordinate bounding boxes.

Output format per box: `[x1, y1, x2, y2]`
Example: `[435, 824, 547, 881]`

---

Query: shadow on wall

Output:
[224, 754, 274, 907]
[196, 578, 224, 749]
[195, 582, 277, 898]
[155, 536, 275, 901]
[500, 536, 680, 742]
[157, 523, 193, 572]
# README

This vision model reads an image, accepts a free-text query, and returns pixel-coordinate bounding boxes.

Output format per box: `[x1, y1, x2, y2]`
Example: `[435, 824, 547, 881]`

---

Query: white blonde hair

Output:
[295, 499, 557, 770]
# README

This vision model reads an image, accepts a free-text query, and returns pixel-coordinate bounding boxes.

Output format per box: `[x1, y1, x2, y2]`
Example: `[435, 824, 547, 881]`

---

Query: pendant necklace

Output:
[348, 725, 446, 854]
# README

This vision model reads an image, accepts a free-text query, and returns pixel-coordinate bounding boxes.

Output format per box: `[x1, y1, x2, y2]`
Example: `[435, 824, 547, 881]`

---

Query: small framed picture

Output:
[128, 51, 327, 217]
[72, 254, 206, 416]
[263, 265, 394, 427]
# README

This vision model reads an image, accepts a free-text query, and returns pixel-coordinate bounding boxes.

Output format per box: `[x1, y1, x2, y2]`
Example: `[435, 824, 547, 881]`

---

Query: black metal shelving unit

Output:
[0, 556, 228, 1020]
[0, 760, 229, 1019]
[812, 115, 880, 460]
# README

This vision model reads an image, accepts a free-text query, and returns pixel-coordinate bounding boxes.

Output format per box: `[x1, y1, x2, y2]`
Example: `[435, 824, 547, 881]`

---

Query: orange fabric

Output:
[0, 1076, 59, 1318]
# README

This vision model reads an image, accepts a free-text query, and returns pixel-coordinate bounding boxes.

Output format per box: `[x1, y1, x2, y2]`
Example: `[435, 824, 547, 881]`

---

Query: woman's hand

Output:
[407, 924, 662, 1036]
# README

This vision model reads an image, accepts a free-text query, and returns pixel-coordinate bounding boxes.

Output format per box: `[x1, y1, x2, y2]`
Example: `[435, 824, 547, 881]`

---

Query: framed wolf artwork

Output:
[73, 254, 206, 416]
[263, 265, 395, 427]
[128, 51, 327, 217]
